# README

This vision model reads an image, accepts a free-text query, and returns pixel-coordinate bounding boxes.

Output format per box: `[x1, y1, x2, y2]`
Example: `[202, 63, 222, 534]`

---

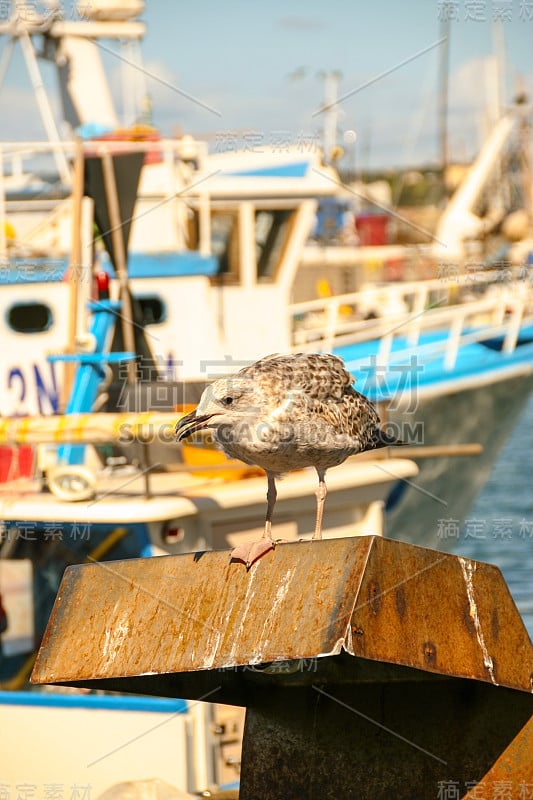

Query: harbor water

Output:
[453, 391, 533, 638]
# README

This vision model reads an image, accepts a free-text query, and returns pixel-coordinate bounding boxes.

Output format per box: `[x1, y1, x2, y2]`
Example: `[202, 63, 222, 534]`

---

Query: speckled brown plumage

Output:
[176, 353, 397, 567]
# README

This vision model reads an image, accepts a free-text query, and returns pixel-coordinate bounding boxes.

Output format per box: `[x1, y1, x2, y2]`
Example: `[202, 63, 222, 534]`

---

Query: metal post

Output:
[32, 537, 533, 799]
[101, 149, 137, 385]
[62, 137, 84, 409]
[0, 146, 6, 258]
[19, 29, 70, 185]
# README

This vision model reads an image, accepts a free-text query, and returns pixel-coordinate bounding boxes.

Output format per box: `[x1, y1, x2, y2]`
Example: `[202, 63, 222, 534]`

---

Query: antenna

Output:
[437, 17, 449, 174]
[318, 70, 342, 165]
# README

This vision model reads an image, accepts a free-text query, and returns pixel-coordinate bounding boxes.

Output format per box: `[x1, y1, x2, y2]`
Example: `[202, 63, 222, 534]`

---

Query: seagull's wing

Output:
[302, 385, 381, 450]
[240, 353, 354, 402]
[289, 353, 354, 401]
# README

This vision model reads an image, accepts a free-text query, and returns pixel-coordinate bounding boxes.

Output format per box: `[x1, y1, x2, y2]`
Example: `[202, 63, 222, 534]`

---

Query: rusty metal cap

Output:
[31, 537, 533, 696]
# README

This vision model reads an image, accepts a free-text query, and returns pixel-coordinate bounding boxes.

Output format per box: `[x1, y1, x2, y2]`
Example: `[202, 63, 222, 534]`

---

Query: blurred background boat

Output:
[0, 0, 532, 542]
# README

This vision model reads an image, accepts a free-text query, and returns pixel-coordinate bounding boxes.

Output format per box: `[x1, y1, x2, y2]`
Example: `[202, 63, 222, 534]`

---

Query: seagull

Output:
[175, 353, 400, 567]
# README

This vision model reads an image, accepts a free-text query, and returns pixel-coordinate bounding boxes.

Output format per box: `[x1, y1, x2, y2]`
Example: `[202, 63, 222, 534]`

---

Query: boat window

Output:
[211, 211, 240, 277]
[135, 295, 166, 325]
[255, 209, 292, 280]
[7, 302, 53, 333]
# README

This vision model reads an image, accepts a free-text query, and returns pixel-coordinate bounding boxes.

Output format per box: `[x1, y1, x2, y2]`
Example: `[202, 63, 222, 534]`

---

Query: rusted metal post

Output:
[100, 149, 136, 385]
[32, 537, 533, 800]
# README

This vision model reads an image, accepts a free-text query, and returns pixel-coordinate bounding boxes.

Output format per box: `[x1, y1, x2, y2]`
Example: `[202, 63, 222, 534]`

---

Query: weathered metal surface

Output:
[239, 682, 533, 800]
[349, 537, 533, 690]
[31, 535, 533, 800]
[33, 538, 372, 686]
[462, 715, 533, 799]
[32, 536, 533, 694]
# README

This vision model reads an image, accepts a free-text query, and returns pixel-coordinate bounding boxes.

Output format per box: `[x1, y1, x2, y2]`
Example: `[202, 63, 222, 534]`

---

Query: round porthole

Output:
[7, 302, 53, 333]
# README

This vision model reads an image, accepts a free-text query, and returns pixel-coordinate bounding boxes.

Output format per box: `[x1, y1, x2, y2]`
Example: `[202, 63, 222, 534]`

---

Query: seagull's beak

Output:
[175, 409, 215, 441]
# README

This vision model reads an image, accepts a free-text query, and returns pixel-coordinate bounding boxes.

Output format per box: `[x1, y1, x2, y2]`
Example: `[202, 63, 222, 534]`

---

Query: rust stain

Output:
[422, 641, 437, 666]
[366, 580, 382, 615]
[394, 586, 407, 618]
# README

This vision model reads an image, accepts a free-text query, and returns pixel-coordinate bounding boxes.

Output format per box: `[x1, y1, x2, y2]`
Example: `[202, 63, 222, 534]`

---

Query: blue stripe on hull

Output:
[0, 690, 188, 713]
[335, 325, 533, 402]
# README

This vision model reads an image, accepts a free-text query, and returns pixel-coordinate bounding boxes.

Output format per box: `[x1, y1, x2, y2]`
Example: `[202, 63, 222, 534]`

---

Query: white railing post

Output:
[445, 311, 465, 370]
[503, 298, 525, 354]
[407, 284, 428, 346]
[375, 331, 393, 382]
[325, 298, 339, 352]
[12, 152, 22, 179]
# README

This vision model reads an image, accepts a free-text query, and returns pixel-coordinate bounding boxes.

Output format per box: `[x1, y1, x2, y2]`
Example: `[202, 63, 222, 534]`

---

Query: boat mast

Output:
[319, 70, 342, 165]
[437, 17, 449, 180]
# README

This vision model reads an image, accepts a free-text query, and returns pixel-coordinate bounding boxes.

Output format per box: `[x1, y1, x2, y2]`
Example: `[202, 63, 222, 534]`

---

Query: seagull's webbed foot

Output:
[230, 538, 276, 569]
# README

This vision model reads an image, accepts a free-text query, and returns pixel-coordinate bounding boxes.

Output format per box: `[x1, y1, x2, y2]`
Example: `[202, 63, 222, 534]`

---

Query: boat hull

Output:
[385, 373, 533, 547]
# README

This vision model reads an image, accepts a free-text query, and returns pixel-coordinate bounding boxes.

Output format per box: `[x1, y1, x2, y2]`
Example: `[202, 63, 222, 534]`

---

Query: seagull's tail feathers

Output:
[370, 426, 406, 450]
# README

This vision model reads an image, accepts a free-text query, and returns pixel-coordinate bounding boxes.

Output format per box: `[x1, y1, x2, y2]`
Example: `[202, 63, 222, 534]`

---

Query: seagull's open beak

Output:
[175, 409, 215, 441]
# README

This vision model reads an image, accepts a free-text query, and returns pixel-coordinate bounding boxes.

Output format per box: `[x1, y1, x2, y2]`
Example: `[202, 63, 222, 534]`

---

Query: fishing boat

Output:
[0, 0, 532, 544]
[4, 137, 533, 532]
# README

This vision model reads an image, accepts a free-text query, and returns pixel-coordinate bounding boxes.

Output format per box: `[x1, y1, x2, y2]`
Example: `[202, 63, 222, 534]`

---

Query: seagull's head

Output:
[175, 376, 255, 441]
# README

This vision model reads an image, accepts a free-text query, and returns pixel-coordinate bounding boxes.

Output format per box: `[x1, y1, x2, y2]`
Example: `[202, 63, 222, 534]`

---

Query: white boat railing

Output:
[289, 270, 533, 373]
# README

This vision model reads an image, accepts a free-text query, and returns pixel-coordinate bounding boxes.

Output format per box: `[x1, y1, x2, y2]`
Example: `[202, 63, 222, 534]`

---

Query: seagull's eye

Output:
[221, 396, 233, 406]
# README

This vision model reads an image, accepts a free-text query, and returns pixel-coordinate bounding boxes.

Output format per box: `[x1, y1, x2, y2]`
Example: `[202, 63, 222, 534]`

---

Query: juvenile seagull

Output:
[176, 353, 399, 567]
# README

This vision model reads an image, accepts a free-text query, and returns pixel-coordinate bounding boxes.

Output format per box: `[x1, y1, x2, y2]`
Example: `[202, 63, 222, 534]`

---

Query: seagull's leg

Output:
[230, 472, 277, 568]
[263, 471, 277, 542]
[312, 468, 327, 540]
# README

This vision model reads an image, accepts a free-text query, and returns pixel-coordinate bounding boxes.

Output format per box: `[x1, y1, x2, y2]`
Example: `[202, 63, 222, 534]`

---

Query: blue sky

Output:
[1, 0, 532, 168]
